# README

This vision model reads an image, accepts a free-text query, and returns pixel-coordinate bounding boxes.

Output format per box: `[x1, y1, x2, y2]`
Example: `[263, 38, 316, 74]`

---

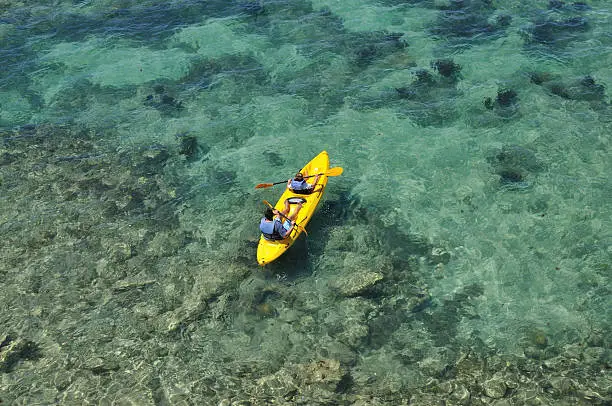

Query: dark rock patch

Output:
[176, 132, 208, 162]
[144, 84, 184, 116]
[548, 0, 591, 11]
[431, 59, 462, 81]
[349, 31, 408, 68]
[488, 145, 542, 189]
[530, 16, 588, 45]
[496, 89, 518, 107]
[523, 1, 591, 48]
[531, 73, 607, 103]
[484, 88, 519, 118]
[264, 151, 285, 167]
[182, 55, 268, 91]
[430, 0, 510, 42]
[0, 335, 42, 373]
[131, 144, 170, 176]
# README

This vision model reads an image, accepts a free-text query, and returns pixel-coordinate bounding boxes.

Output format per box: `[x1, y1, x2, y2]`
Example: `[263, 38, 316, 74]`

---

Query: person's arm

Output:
[275, 218, 293, 237]
[282, 224, 294, 237]
[306, 175, 320, 189]
[312, 174, 320, 186]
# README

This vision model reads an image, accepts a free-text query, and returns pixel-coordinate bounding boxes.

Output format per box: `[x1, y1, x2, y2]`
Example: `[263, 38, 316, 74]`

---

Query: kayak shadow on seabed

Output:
[259, 237, 311, 279]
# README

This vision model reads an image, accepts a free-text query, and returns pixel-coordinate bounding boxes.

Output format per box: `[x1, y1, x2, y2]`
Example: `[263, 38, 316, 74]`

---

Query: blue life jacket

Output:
[260, 218, 284, 240]
[290, 179, 311, 191]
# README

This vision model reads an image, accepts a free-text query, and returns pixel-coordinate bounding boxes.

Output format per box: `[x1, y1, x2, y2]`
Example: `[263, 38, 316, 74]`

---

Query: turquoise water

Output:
[0, 0, 610, 404]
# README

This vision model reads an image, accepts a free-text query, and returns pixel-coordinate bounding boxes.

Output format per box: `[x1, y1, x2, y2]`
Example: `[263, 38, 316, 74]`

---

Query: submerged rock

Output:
[548, 376, 575, 396]
[414, 69, 437, 86]
[112, 278, 156, 293]
[0, 336, 40, 372]
[431, 0, 508, 41]
[239, 0, 265, 16]
[255, 359, 349, 401]
[330, 271, 384, 297]
[144, 84, 184, 115]
[388, 62, 462, 126]
[337, 323, 369, 349]
[132, 144, 170, 176]
[162, 263, 249, 332]
[493, 145, 541, 172]
[529, 71, 556, 85]
[164, 294, 208, 333]
[554, 75, 606, 102]
[488, 145, 541, 189]
[498, 169, 524, 184]
[496, 89, 518, 107]
[431, 58, 462, 81]
[525, 1, 590, 48]
[176, 132, 199, 161]
[483, 376, 508, 399]
[532, 72, 607, 103]
[450, 383, 471, 404]
[484, 88, 519, 118]
[0, 151, 23, 166]
[263, 151, 284, 167]
[83, 356, 121, 375]
[532, 329, 549, 348]
[529, 16, 588, 46]
[429, 247, 451, 264]
[350, 31, 407, 67]
[255, 302, 278, 318]
[297, 359, 346, 391]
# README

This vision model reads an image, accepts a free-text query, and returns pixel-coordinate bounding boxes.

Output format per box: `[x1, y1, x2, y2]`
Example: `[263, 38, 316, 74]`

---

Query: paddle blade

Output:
[255, 183, 274, 189]
[326, 167, 343, 177]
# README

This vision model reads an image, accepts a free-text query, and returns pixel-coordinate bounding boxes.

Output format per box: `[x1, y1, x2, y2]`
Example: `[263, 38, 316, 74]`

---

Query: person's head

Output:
[264, 207, 274, 220]
[294, 172, 304, 181]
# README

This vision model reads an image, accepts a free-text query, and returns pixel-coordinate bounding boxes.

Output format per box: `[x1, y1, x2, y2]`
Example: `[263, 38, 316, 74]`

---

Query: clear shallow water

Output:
[0, 0, 610, 404]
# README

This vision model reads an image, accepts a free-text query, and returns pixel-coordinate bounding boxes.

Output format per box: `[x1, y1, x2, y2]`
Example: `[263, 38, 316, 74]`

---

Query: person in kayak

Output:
[260, 199, 303, 240]
[287, 171, 320, 194]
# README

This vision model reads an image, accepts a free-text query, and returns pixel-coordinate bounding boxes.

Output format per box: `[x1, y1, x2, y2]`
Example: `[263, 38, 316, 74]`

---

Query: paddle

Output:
[263, 200, 308, 236]
[255, 167, 344, 189]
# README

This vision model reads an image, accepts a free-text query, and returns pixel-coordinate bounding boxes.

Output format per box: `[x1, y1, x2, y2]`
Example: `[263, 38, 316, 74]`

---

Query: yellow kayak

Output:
[257, 150, 330, 265]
